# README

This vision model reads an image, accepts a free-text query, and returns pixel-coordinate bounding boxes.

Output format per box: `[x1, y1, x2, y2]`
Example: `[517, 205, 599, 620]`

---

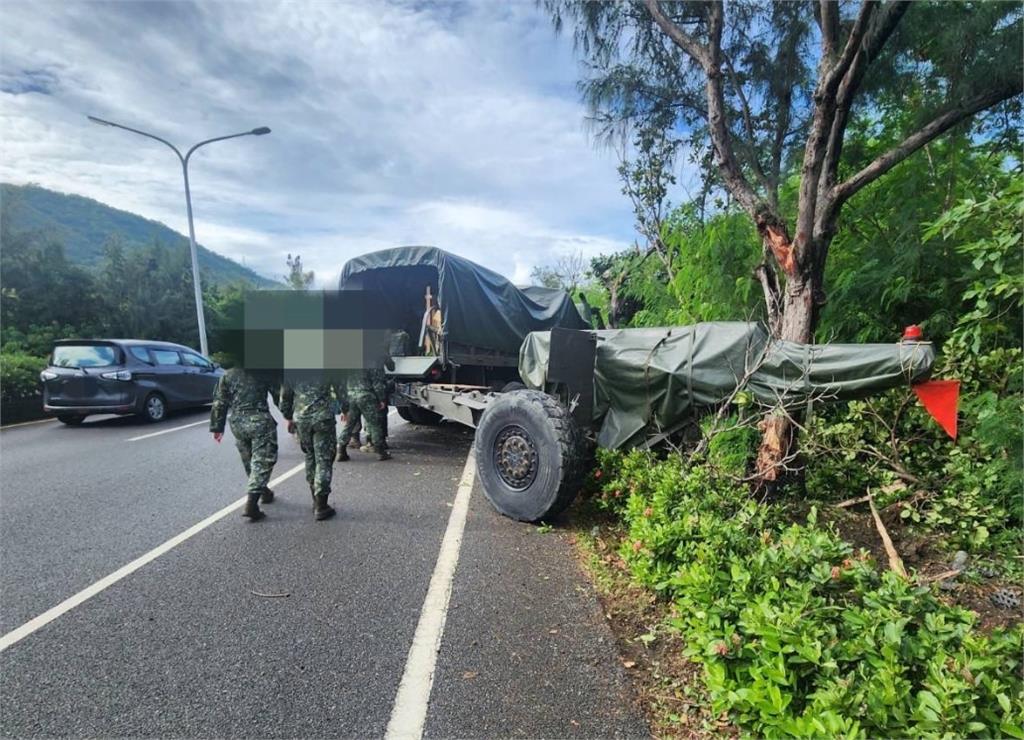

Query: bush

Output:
[806, 345, 1023, 559]
[0, 353, 46, 402]
[597, 451, 1024, 738]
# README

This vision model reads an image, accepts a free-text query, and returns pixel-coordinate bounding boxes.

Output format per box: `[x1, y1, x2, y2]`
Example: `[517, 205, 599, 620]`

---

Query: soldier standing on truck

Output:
[337, 366, 391, 461]
[209, 367, 281, 522]
[280, 376, 344, 520]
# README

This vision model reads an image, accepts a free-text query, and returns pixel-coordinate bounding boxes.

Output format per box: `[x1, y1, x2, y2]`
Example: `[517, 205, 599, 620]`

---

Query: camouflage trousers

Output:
[297, 416, 336, 497]
[340, 393, 386, 449]
[230, 414, 278, 495]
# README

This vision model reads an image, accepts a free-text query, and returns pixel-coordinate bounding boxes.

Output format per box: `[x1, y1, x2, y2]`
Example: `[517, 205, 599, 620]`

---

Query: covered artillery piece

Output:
[340, 247, 948, 522]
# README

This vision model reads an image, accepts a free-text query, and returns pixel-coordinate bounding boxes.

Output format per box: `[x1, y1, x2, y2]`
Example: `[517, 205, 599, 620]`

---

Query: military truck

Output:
[340, 247, 939, 523]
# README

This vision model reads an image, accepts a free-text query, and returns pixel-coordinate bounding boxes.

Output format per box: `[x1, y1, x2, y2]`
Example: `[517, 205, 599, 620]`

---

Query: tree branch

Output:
[817, 0, 840, 63]
[642, 0, 710, 69]
[754, 260, 782, 335]
[723, 51, 773, 197]
[831, 81, 1023, 209]
[817, 1, 910, 224]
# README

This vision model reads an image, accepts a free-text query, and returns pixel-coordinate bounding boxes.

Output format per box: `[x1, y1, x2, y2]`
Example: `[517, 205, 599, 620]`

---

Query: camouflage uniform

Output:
[339, 368, 389, 454]
[209, 368, 279, 496]
[382, 329, 410, 442]
[280, 377, 344, 500]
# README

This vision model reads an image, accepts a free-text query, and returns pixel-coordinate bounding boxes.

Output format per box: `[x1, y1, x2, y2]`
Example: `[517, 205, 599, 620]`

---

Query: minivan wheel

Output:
[143, 393, 167, 423]
[57, 414, 85, 426]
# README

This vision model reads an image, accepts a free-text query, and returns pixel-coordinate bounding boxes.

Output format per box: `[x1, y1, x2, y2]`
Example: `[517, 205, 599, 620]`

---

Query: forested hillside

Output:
[1, 183, 276, 287]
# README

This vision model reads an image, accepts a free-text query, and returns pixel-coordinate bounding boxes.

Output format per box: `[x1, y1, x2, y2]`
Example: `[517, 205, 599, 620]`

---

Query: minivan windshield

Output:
[52, 344, 119, 368]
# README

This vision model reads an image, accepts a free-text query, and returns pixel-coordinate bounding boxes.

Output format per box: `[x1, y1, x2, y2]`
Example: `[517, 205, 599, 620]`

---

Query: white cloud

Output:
[0, 0, 640, 287]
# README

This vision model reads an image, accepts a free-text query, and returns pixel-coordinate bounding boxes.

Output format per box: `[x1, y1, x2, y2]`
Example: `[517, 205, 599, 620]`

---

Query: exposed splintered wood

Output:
[868, 492, 907, 579]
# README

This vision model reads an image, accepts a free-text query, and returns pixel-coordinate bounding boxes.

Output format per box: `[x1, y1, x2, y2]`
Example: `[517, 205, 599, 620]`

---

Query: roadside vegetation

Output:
[0, 215, 308, 421]
[531, 3, 1022, 733]
[546, 145, 1024, 739]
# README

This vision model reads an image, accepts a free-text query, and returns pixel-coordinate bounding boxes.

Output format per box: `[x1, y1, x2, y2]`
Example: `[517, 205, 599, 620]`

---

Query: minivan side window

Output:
[129, 347, 152, 364]
[151, 350, 182, 365]
[182, 350, 211, 368]
[182, 353, 212, 369]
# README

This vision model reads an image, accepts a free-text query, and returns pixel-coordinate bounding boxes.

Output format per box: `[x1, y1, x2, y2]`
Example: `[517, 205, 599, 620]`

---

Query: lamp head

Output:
[251, 127, 271, 135]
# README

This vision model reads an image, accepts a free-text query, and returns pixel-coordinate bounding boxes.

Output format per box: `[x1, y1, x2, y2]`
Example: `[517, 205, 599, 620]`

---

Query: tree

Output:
[284, 254, 314, 290]
[530, 251, 589, 292]
[548, 0, 1023, 483]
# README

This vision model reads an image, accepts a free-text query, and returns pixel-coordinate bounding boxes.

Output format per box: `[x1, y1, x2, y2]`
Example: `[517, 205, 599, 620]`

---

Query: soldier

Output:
[280, 375, 344, 520]
[380, 328, 410, 445]
[337, 366, 391, 461]
[210, 367, 281, 521]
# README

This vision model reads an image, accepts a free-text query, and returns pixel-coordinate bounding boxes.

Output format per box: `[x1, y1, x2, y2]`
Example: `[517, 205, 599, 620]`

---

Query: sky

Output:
[0, 0, 638, 287]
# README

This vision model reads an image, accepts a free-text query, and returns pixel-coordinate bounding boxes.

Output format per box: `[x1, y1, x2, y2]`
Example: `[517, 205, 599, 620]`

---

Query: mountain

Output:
[0, 183, 279, 287]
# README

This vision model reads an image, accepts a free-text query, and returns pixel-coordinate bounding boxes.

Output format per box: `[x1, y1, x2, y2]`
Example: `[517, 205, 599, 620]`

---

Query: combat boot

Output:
[376, 446, 392, 461]
[313, 494, 336, 520]
[259, 487, 275, 504]
[242, 493, 266, 521]
[360, 443, 374, 453]
[336, 445, 349, 462]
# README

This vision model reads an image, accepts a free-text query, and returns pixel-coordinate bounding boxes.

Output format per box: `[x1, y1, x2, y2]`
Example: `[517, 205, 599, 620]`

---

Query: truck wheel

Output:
[396, 406, 416, 423]
[474, 389, 586, 522]
[407, 406, 443, 425]
[57, 414, 85, 426]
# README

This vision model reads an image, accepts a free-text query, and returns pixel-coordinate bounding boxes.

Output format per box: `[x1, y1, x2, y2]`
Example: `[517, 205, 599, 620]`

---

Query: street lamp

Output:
[87, 115, 271, 357]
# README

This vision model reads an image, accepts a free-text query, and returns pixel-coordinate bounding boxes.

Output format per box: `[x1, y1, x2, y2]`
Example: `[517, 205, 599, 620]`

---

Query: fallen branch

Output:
[918, 569, 960, 584]
[868, 491, 907, 579]
[249, 589, 290, 598]
[834, 494, 871, 509]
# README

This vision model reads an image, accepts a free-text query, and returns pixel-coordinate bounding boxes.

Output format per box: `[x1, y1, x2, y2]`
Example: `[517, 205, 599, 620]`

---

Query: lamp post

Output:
[87, 115, 271, 357]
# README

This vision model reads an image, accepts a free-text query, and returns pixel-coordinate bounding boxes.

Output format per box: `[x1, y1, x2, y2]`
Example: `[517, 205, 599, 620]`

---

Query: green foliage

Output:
[594, 451, 1024, 738]
[807, 345, 1023, 559]
[0, 353, 46, 402]
[1, 217, 255, 361]
[922, 175, 1023, 355]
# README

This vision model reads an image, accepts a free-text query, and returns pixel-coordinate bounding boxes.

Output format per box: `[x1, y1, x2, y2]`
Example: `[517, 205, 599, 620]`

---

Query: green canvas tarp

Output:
[339, 246, 589, 357]
[520, 322, 935, 449]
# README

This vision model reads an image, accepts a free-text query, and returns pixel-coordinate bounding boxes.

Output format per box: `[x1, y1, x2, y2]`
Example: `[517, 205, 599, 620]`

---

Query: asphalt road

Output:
[0, 409, 648, 738]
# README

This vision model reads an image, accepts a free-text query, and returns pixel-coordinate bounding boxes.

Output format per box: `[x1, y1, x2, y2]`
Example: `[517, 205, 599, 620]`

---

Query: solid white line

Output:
[0, 418, 57, 430]
[0, 461, 306, 654]
[385, 450, 476, 740]
[127, 419, 208, 442]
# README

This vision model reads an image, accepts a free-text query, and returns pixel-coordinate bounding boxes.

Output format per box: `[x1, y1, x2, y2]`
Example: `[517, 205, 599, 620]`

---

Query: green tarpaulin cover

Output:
[339, 246, 589, 357]
[520, 322, 935, 450]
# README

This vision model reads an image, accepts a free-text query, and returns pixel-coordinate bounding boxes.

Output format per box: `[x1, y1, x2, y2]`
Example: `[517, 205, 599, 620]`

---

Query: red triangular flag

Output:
[913, 380, 960, 440]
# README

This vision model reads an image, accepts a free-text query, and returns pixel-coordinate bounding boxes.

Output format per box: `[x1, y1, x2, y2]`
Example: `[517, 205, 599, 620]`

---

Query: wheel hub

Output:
[494, 425, 538, 491]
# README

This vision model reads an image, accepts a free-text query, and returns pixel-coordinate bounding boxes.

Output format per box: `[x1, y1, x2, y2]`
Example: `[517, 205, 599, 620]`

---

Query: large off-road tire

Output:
[396, 406, 416, 423]
[406, 405, 443, 425]
[474, 389, 586, 522]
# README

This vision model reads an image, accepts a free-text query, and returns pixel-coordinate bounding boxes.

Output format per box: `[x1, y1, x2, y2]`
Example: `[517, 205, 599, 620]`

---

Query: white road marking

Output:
[0, 418, 57, 430]
[127, 419, 208, 442]
[0, 462, 307, 653]
[385, 450, 476, 740]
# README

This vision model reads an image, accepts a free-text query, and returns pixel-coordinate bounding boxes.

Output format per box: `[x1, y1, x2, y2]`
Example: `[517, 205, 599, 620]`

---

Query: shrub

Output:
[599, 451, 1024, 738]
[0, 353, 46, 402]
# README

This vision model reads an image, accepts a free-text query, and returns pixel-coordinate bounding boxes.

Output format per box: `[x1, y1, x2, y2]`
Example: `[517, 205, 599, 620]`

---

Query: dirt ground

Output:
[824, 505, 1023, 632]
